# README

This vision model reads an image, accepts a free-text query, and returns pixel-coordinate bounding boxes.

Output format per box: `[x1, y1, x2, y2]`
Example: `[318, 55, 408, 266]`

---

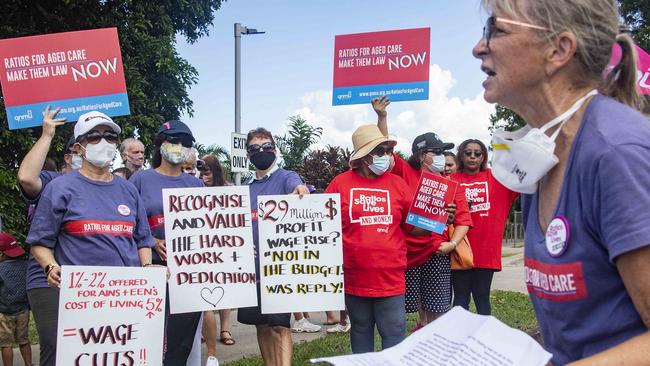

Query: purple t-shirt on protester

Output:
[522, 95, 650, 365]
[26, 171, 153, 285]
[129, 169, 203, 261]
[24, 171, 64, 290]
[248, 167, 303, 276]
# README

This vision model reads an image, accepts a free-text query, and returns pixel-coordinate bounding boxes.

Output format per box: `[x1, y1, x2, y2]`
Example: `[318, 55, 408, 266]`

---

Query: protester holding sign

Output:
[373, 98, 471, 328]
[475, 0, 650, 364]
[325, 124, 431, 354]
[237, 127, 309, 366]
[450, 139, 517, 316]
[25, 111, 154, 364]
[17, 107, 74, 366]
[199, 155, 236, 365]
[129, 120, 204, 365]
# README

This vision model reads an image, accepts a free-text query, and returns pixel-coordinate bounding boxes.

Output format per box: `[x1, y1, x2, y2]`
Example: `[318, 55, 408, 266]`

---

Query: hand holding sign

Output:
[258, 194, 344, 314]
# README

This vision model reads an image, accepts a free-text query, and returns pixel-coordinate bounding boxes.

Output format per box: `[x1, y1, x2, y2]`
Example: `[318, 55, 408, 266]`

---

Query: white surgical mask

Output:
[70, 154, 83, 170]
[368, 155, 391, 176]
[161, 143, 183, 164]
[491, 89, 598, 194]
[427, 154, 446, 173]
[82, 139, 117, 168]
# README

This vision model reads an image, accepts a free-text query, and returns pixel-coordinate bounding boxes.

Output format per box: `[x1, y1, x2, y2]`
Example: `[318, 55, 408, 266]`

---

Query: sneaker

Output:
[326, 318, 351, 334]
[205, 356, 219, 366]
[291, 317, 322, 333]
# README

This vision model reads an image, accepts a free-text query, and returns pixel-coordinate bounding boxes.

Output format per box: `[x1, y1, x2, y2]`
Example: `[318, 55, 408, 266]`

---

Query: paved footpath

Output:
[13, 245, 528, 365]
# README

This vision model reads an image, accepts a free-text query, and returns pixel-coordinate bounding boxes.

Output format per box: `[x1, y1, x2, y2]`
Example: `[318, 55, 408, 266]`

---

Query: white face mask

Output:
[70, 154, 83, 170]
[81, 139, 117, 168]
[368, 155, 391, 176]
[491, 89, 598, 194]
[427, 154, 446, 173]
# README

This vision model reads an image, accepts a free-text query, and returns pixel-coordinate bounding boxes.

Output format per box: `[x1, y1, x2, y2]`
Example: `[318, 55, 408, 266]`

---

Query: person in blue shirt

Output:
[474, 0, 649, 364]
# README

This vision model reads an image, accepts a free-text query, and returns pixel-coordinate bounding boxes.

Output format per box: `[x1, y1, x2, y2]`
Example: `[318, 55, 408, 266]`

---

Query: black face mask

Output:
[250, 151, 276, 170]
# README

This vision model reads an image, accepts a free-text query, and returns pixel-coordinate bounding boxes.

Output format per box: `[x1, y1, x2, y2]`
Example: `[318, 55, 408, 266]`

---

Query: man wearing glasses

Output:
[237, 127, 308, 366]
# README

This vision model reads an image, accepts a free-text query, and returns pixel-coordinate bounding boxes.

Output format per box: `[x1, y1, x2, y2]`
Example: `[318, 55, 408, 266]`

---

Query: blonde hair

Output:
[483, 0, 646, 111]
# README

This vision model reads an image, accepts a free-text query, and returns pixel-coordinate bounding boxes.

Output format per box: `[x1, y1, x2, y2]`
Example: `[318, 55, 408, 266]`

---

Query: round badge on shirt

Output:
[545, 216, 570, 257]
[117, 204, 131, 216]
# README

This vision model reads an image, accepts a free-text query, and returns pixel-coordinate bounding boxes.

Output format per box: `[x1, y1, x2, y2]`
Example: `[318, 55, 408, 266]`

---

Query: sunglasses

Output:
[483, 16, 548, 47]
[82, 130, 119, 145]
[165, 135, 193, 148]
[247, 142, 275, 154]
[463, 150, 483, 158]
[370, 145, 394, 157]
[423, 148, 444, 155]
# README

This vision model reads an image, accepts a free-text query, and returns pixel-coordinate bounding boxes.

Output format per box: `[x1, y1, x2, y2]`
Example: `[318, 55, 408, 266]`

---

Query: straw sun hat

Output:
[349, 125, 397, 161]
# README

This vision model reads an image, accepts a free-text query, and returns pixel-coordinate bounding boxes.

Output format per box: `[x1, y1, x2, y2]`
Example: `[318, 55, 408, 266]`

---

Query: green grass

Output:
[501, 252, 517, 258]
[224, 290, 538, 366]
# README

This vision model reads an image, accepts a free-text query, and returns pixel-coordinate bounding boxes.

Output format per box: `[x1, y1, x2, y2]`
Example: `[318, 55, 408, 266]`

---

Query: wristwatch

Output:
[44, 263, 58, 276]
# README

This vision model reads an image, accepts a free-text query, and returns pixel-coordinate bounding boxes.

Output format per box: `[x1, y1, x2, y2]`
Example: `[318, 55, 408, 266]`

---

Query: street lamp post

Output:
[234, 23, 265, 185]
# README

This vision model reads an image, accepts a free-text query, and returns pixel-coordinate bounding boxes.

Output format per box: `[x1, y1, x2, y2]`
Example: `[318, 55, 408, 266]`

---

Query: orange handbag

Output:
[449, 225, 474, 270]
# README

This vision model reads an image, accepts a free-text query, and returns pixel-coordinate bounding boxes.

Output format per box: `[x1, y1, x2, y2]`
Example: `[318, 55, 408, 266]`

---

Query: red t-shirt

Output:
[450, 169, 518, 270]
[392, 155, 473, 268]
[325, 170, 413, 297]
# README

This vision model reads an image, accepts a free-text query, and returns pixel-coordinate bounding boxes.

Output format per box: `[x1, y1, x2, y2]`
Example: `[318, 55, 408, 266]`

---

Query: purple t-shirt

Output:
[248, 167, 303, 276]
[24, 171, 64, 290]
[129, 169, 203, 261]
[26, 171, 153, 285]
[522, 95, 650, 364]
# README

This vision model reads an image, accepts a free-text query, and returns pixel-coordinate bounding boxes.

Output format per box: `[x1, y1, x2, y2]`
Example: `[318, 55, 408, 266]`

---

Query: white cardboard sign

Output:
[163, 186, 258, 314]
[258, 194, 345, 313]
[56, 265, 166, 366]
[230, 132, 249, 173]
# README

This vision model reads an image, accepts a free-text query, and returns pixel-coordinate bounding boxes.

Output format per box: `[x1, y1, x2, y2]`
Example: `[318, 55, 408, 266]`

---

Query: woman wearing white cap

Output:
[26, 111, 154, 364]
[325, 125, 428, 353]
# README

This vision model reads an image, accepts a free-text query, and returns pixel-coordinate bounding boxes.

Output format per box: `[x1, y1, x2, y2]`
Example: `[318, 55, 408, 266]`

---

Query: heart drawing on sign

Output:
[200, 286, 225, 307]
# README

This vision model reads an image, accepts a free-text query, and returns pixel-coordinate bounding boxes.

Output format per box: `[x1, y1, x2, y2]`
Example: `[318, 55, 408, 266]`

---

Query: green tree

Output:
[488, 105, 526, 133]
[620, 0, 649, 50]
[0, 0, 224, 242]
[275, 115, 323, 171]
[298, 146, 351, 191]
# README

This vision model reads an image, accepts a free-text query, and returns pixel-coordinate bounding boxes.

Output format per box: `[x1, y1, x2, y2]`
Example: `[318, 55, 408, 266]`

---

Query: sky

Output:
[177, 0, 494, 155]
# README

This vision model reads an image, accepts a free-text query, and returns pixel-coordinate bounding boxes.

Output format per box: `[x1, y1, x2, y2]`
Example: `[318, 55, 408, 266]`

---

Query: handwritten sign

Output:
[163, 186, 258, 314]
[0, 28, 130, 129]
[257, 194, 345, 313]
[332, 27, 430, 105]
[57, 266, 166, 366]
[405, 172, 457, 234]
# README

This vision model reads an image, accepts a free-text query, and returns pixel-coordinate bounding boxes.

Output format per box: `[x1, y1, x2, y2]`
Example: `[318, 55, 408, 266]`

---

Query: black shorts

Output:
[237, 283, 291, 328]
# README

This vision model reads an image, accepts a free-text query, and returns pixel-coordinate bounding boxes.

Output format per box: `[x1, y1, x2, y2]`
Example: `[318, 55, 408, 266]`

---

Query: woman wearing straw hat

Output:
[325, 124, 428, 353]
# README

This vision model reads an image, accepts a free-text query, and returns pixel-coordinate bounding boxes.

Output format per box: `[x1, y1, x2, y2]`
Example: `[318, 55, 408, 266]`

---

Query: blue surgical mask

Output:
[428, 154, 446, 173]
[368, 155, 391, 176]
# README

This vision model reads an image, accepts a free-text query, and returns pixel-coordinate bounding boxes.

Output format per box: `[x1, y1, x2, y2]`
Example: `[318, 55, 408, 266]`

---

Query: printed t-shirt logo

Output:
[461, 181, 490, 213]
[349, 188, 392, 225]
[117, 204, 131, 216]
[524, 258, 587, 302]
[64, 220, 134, 237]
[147, 214, 165, 229]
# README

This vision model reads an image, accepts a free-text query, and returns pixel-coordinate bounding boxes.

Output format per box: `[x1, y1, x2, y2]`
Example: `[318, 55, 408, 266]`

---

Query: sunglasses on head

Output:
[247, 142, 275, 154]
[370, 145, 394, 157]
[165, 135, 193, 148]
[82, 130, 119, 145]
[463, 150, 483, 158]
[483, 16, 548, 47]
